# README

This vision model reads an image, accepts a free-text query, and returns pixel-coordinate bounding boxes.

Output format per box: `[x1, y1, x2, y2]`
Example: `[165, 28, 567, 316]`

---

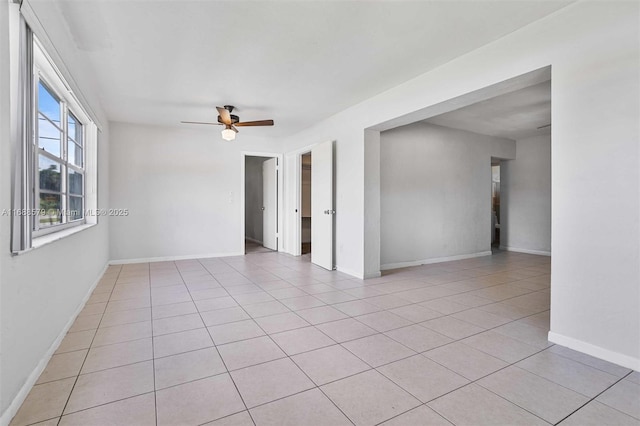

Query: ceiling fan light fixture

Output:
[183, 105, 273, 140]
[221, 128, 236, 141]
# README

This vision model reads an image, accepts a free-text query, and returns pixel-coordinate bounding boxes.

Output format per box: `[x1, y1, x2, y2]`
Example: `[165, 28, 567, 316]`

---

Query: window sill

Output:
[13, 223, 97, 255]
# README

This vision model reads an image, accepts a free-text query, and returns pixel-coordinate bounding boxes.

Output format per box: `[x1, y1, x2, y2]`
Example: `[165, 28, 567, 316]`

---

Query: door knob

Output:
[261, 207, 265, 211]
[324, 210, 336, 215]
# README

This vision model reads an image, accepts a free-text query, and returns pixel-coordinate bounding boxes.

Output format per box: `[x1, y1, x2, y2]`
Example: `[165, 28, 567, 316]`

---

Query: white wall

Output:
[501, 134, 551, 255]
[281, 2, 639, 368]
[109, 122, 282, 262]
[0, 3, 12, 416]
[0, 2, 111, 421]
[245, 156, 265, 243]
[380, 123, 515, 269]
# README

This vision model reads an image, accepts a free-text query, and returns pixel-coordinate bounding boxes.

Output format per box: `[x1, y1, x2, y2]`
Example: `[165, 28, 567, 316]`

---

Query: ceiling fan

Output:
[181, 105, 274, 141]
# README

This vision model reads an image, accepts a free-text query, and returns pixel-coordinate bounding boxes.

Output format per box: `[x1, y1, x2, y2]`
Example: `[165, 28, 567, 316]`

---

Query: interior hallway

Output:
[10, 251, 639, 426]
[244, 240, 274, 255]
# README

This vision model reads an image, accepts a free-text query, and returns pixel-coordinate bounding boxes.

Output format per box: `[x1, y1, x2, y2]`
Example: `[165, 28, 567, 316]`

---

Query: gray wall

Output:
[501, 134, 551, 254]
[245, 156, 266, 243]
[380, 122, 515, 269]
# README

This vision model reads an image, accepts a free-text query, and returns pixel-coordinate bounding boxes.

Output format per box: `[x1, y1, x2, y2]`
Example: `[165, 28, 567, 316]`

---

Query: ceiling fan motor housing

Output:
[218, 114, 240, 124]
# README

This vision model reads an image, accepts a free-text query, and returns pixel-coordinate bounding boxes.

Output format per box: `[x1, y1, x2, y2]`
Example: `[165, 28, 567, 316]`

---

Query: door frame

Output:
[241, 152, 284, 253]
[283, 141, 328, 257]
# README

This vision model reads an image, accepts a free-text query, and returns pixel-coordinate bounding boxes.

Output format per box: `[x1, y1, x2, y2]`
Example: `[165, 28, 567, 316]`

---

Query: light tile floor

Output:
[10, 251, 640, 426]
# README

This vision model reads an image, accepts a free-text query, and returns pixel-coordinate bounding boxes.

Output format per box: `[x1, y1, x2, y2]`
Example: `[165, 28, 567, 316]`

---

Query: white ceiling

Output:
[37, 1, 569, 137]
[425, 80, 551, 140]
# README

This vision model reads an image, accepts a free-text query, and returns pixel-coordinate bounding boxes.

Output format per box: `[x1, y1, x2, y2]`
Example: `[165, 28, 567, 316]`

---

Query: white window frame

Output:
[31, 37, 97, 238]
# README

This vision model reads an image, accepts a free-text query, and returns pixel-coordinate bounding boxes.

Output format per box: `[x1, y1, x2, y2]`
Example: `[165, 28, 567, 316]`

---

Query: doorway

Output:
[242, 153, 284, 254]
[301, 153, 312, 255]
[284, 141, 335, 271]
[491, 160, 501, 251]
[368, 67, 551, 276]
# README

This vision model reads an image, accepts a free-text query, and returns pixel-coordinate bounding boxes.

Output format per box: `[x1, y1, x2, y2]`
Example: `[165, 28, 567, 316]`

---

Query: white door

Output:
[311, 140, 334, 270]
[262, 158, 277, 250]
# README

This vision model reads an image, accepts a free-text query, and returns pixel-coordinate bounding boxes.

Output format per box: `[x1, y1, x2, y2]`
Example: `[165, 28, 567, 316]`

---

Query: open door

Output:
[262, 158, 277, 250]
[311, 140, 334, 270]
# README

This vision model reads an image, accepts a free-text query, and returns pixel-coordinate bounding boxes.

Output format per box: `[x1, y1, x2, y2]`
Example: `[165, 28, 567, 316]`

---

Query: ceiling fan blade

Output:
[181, 121, 222, 125]
[235, 119, 274, 127]
[216, 106, 232, 125]
[231, 126, 239, 133]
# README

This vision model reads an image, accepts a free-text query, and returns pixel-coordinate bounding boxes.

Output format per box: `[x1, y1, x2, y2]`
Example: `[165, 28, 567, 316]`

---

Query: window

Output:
[32, 41, 93, 236]
[35, 79, 85, 233]
[10, 16, 98, 252]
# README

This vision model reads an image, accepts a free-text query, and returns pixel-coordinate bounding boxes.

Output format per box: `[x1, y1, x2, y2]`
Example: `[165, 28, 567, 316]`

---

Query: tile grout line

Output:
[330, 264, 559, 424]
[163, 267, 547, 339]
[148, 263, 158, 426]
[371, 403, 451, 426]
[49, 266, 218, 422]
[550, 371, 637, 425]
[25, 314, 553, 421]
[471, 363, 626, 426]
[201, 258, 357, 426]
[430, 322, 631, 425]
[225, 253, 548, 421]
[200, 257, 321, 422]
[60, 256, 554, 412]
[124, 260, 545, 350]
[233, 252, 552, 423]
[182, 260, 257, 426]
[28, 252, 628, 426]
[424, 347, 554, 425]
[56, 267, 155, 421]
[321, 284, 553, 379]
[258, 260, 468, 423]
[39, 393, 158, 425]
[540, 348, 634, 379]
[55, 264, 123, 425]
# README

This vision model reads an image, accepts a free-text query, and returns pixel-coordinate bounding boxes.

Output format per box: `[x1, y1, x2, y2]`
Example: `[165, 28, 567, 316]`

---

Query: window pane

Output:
[76, 144, 83, 166]
[68, 114, 76, 140]
[38, 81, 61, 126]
[39, 155, 62, 192]
[39, 193, 62, 227]
[68, 112, 83, 145]
[38, 114, 61, 157]
[68, 169, 83, 195]
[76, 121, 83, 146]
[68, 139, 83, 167]
[69, 196, 83, 221]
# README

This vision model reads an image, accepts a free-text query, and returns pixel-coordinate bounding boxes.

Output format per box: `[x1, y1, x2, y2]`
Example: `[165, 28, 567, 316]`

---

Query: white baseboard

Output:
[548, 331, 640, 371]
[381, 251, 492, 271]
[0, 263, 109, 426]
[305, 265, 380, 280]
[110, 251, 245, 265]
[499, 245, 551, 256]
